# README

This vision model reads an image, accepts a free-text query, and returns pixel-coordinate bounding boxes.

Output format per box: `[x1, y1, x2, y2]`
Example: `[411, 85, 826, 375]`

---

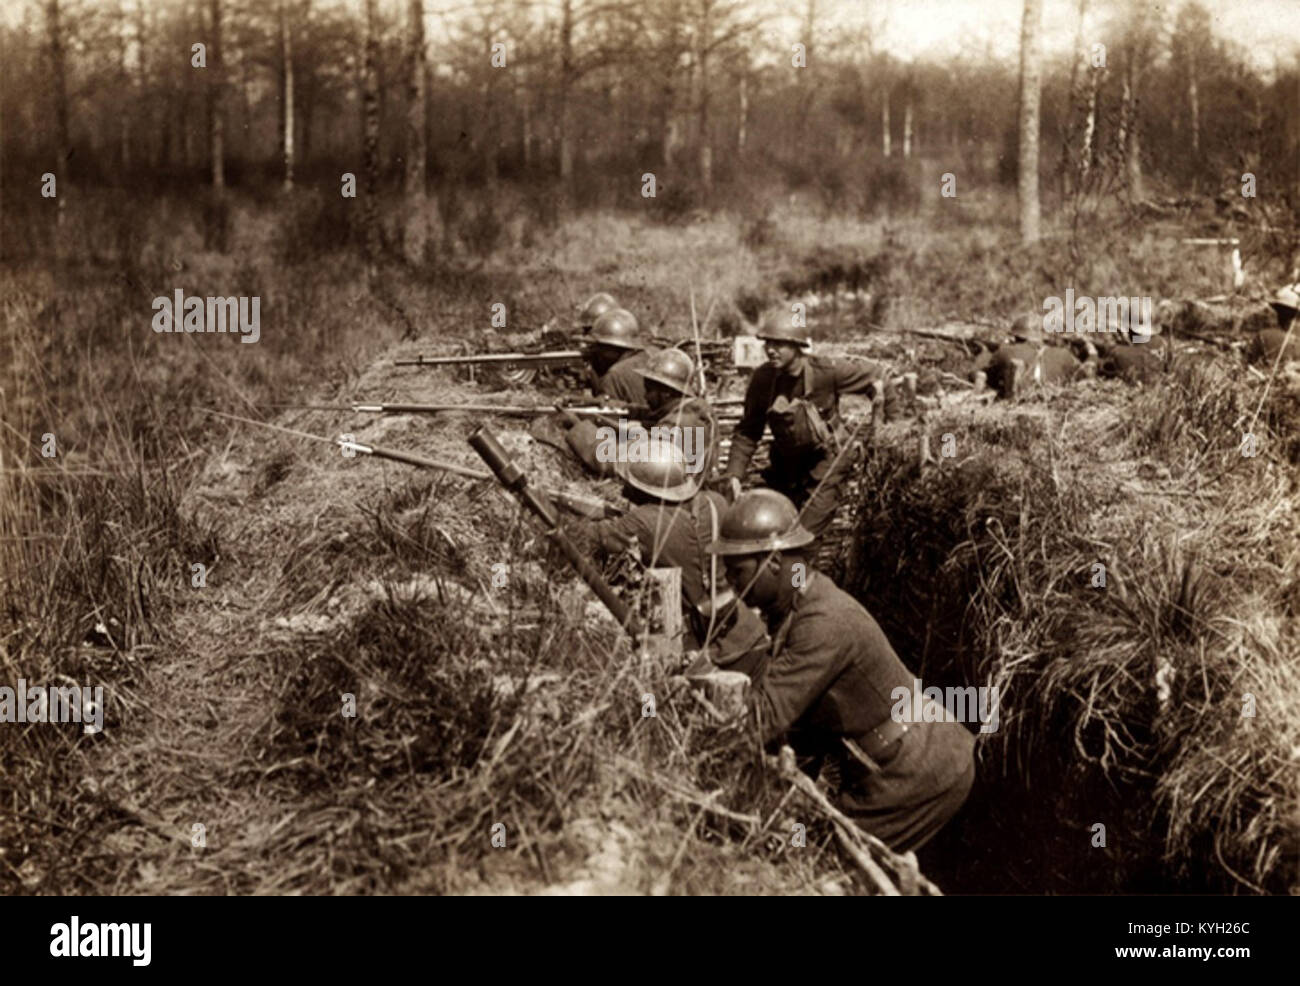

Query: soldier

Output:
[577, 292, 619, 335]
[982, 342, 1082, 398]
[720, 310, 883, 540]
[583, 439, 768, 672]
[584, 308, 654, 406]
[1254, 284, 1300, 365]
[703, 489, 976, 852]
[562, 348, 718, 480]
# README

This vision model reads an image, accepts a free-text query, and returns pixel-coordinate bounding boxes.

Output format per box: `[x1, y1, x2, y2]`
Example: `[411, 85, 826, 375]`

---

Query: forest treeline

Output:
[4, 0, 1300, 257]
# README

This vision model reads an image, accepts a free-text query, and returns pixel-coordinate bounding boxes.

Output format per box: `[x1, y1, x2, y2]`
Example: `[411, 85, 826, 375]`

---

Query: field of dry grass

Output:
[3, 185, 1299, 895]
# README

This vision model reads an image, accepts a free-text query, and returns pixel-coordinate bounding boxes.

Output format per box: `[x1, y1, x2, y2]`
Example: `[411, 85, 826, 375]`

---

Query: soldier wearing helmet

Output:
[584, 308, 655, 406]
[578, 439, 768, 671]
[700, 489, 976, 852]
[563, 348, 721, 480]
[577, 292, 619, 335]
[1253, 284, 1300, 366]
[721, 307, 885, 538]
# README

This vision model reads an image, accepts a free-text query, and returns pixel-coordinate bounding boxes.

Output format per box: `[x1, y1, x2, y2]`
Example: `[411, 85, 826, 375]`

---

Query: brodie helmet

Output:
[707, 489, 815, 555]
[578, 292, 619, 331]
[589, 308, 644, 350]
[754, 308, 812, 350]
[617, 436, 702, 503]
[640, 348, 698, 395]
[1268, 284, 1300, 317]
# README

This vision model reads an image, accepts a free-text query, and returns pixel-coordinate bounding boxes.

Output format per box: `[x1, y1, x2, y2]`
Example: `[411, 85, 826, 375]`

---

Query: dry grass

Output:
[5, 183, 1299, 895]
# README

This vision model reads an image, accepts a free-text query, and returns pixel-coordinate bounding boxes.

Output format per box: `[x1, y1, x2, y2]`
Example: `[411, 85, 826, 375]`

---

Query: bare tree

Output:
[45, 0, 70, 230]
[403, 0, 428, 265]
[361, 0, 380, 266]
[281, 0, 295, 190]
[207, 0, 227, 249]
[1017, 0, 1042, 242]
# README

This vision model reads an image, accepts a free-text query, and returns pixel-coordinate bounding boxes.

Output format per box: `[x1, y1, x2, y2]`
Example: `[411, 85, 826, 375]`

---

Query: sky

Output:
[766, 0, 1300, 73]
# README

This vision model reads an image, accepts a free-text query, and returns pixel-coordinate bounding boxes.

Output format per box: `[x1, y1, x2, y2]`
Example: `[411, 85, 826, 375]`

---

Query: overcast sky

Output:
[761, 0, 1300, 73]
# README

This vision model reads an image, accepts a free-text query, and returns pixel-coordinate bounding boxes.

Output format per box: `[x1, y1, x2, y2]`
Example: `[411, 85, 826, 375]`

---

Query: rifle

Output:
[203, 409, 620, 521]
[267, 402, 639, 418]
[394, 350, 585, 370]
[469, 425, 641, 635]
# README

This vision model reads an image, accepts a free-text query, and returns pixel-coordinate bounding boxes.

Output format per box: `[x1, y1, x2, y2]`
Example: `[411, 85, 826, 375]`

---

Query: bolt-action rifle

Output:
[204, 409, 621, 521]
[394, 350, 586, 370]
[270, 401, 639, 418]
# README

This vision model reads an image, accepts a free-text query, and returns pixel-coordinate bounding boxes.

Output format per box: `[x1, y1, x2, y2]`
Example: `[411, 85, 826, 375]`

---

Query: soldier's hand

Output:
[691, 670, 751, 720]
[555, 407, 582, 428]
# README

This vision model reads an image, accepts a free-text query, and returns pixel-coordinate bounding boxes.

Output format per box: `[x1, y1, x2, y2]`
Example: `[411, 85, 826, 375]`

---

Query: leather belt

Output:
[841, 699, 942, 772]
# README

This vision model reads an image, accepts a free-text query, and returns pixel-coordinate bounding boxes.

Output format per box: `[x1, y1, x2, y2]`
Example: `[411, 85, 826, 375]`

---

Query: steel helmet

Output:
[755, 308, 812, 350]
[640, 348, 698, 395]
[617, 436, 701, 502]
[1269, 284, 1300, 315]
[589, 308, 644, 350]
[578, 292, 619, 329]
[707, 489, 815, 556]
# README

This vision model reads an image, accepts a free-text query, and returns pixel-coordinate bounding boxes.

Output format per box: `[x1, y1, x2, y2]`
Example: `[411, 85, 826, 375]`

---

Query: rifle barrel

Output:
[394, 350, 584, 368]
[342, 439, 618, 519]
[350, 402, 631, 416]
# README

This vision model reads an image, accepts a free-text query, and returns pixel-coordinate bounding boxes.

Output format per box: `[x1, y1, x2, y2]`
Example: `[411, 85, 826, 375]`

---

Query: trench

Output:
[833, 441, 1204, 895]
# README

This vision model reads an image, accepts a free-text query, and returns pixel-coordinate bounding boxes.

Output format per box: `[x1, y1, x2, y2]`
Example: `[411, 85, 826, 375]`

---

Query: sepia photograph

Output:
[0, 0, 1295, 947]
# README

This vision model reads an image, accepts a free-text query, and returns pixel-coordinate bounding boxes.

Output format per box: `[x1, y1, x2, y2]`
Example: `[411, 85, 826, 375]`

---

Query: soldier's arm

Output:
[722, 372, 769, 480]
[832, 358, 887, 399]
[747, 619, 850, 745]
[565, 420, 618, 478]
[590, 511, 649, 556]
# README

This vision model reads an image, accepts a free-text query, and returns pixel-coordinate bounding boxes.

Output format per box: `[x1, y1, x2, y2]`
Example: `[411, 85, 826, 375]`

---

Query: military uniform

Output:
[724, 356, 882, 538]
[566, 387, 716, 480]
[1251, 328, 1299, 366]
[983, 344, 1080, 398]
[748, 570, 975, 852]
[590, 492, 769, 672]
[591, 348, 654, 406]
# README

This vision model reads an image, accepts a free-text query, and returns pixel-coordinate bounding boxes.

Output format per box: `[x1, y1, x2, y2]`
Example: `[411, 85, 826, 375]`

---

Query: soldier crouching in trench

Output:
[577, 437, 768, 673]
[697, 489, 976, 853]
[720, 309, 884, 543]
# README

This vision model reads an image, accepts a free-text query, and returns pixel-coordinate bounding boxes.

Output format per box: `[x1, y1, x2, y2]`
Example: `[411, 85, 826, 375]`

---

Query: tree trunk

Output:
[697, 14, 711, 189]
[281, 1, 294, 190]
[1124, 47, 1143, 201]
[1188, 69, 1199, 156]
[362, 0, 381, 264]
[46, 0, 70, 230]
[403, 0, 429, 264]
[118, 1, 131, 171]
[558, 0, 574, 183]
[1017, 0, 1042, 242]
[737, 72, 748, 154]
[903, 102, 913, 159]
[1061, 0, 1086, 197]
[1080, 65, 1099, 187]
[882, 90, 891, 157]
[207, 0, 226, 250]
